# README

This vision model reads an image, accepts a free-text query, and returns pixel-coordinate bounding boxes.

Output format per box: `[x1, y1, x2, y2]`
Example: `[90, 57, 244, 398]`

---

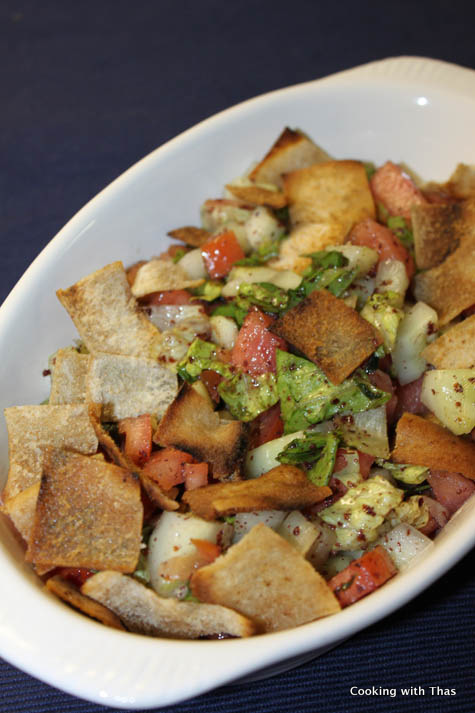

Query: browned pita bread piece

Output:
[154, 385, 248, 481]
[88, 404, 179, 511]
[225, 184, 287, 209]
[283, 160, 375, 233]
[182, 464, 332, 521]
[190, 524, 340, 632]
[82, 571, 256, 638]
[411, 201, 463, 270]
[57, 261, 160, 357]
[249, 127, 332, 188]
[413, 200, 475, 325]
[3, 404, 98, 502]
[1, 482, 40, 544]
[49, 348, 90, 404]
[421, 314, 475, 369]
[167, 226, 212, 248]
[272, 289, 382, 384]
[46, 575, 125, 630]
[26, 448, 143, 571]
[392, 413, 475, 480]
[130, 259, 204, 298]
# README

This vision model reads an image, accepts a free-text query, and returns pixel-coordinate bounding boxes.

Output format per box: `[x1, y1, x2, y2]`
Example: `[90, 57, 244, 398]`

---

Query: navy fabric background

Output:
[1, 1, 474, 711]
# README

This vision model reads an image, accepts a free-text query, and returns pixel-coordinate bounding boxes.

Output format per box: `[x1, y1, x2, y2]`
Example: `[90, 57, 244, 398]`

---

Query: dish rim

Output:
[0, 55, 475, 709]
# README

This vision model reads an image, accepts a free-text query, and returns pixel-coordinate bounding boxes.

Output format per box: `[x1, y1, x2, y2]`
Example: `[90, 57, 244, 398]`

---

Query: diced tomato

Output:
[118, 414, 152, 468]
[199, 369, 224, 404]
[250, 403, 284, 448]
[184, 462, 209, 490]
[142, 289, 194, 306]
[328, 546, 397, 607]
[231, 307, 286, 375]
[191, 538, 221, 563]
[348, 217, 415, 279]
[370, 161, 428, 222]
[427, 470, 475, 515]
[394, 375, 427, 421]
[55, 567, 95, 587]
[358, 451, 375, 478]
[142, 448, 194, 491]
[369, 369, 398, 423]
[201, 230, 245, 279]
[418, 495, 450, 536]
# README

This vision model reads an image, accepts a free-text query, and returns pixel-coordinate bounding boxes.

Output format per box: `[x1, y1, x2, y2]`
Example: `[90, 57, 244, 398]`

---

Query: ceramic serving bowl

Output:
[0, 56, 474, 709]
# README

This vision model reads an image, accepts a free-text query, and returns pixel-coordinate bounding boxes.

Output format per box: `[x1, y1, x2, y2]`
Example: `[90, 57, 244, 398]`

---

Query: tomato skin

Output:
[199, 369, 224, 404]
[142, 448, 194, 491]
[328, 546, 397, 607]
[249, 403, 284, 448]
[369, 369, 398, 423]
[348, 217, 415, 279]
[191, 538, 221, 563]
[394, 375, 427, 421]
[201, 230, 245, 279]
[358, 451, 375, 478]
[142, 289, 194, 306]
[231, 308, 286, 375]
[370, 161, 427, 222]
[183, 462, 209, 490]
[118, 414, 152, 468]
[54, 567, 95, 587]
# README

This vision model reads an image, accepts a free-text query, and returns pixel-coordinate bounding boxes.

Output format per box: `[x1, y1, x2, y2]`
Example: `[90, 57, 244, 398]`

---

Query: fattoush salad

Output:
[2, 128, 475, 638]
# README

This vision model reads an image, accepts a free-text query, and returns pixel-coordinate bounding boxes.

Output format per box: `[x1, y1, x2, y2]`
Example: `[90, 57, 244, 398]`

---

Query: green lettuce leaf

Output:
[360, 291, 404, 352]
[235, 282, 289, 314]
[191, 280, 223, 302]
[277, 431, 339, 486]
[176, 338, 232, 383]
[218, 371, 279, 422]
[276, 350, 391, 434]
[377, 460, 429, 485]
[235, 233, 287, 266]
[211, 301, 248, 327]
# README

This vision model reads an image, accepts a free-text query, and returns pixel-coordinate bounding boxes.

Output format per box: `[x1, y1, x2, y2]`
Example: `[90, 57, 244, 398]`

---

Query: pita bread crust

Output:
[283, 160, 375, 230]
[411, 202, 463, 270]
[49, 349, 89, 404]
[182, 464, 332, 521]
[270, 222, 344, 273]
[190, 524, 340, 632]
[225, 184, 287, 209]
[272, 289, 382, 384]
[167, 226, 211, 247]
[26, 448, 143, 571]
[3, 404, 98, 501]
[82, 571, 256, 638]
[392, 413, 475, 480]
[86, 352, 178, 421]
[57, 262, 160, 357]
[421, 315, 475, 369]
[154, 385, 248, 481]
[1, 482, 40, 543]
[249, 127, 332, 188]
[130, 259, 204, 298]
[46, 575, 125, 630]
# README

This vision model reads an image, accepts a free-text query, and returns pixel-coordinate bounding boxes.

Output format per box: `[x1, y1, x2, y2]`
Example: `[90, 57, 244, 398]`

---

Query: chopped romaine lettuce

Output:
[377, 461, 429, 485]
[191, 281, 223, 301]
[218, 370, 279, 422]
[211, 301, 248, 327]
[235, 232, 287, 266]
[387, 496, 430, 530]
[360, 291, 404, 351]
[276, 350, 391, 434]
[277, 431, 339, 486]
[336, 406, 390, 459]
[387, 215, 414, 250]
[235, 281, 289, 314]
[319, 475, 404, 550]
[177, 338, 231, 383]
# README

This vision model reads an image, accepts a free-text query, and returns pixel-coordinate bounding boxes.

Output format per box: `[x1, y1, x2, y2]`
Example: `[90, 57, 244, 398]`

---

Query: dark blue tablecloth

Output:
[1, 1, 474, 711]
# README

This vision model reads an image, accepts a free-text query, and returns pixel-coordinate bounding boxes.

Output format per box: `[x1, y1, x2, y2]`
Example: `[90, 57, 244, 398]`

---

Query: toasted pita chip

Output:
[446, 164, 475, 199]
[283, 160, 375, 231]
[225, 184, 287, 209]
[249, 127, 332, 188]
[3, 404, 98, 501]
[82, 571, 256, 638]
[270, 222, 344, 273]
[49, 348, 89, 404]
[182, 464, 332, 521]
[46, 575, 125, 630]
[154, 385, 248, 481]
[86, 352, 177, 421]
[272, 290, 382, 384]
[167, 226, 212, 247]
[191, 524, 340, 632]
[411, 201, 465, 270]
[57, 262, 160, 357]
[392, 413, 475, 480]
[26, 448, 143, 571]
[421, 315, 475, 369]
[413, 238, 475, 326]
[1, 482, 40, 543]
[130, 259, 204, 298]
[88, 404, 179, 511]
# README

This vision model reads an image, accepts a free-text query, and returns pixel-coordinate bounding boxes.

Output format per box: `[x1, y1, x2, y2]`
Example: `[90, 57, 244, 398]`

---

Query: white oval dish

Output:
[1, 56, 475, 709]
